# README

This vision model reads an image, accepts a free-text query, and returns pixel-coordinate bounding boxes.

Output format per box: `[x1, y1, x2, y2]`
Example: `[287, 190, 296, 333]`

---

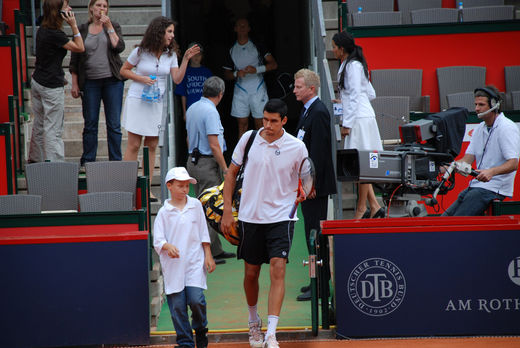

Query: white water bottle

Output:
[357, 6, 362, 13]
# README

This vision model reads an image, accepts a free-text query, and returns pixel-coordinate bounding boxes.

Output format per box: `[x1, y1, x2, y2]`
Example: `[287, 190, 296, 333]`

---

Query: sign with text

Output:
[333, 227, 520, 338]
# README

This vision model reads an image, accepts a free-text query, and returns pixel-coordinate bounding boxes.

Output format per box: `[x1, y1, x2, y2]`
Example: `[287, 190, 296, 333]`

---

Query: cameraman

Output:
[442, 86, 520, 216]
[186, 76, 233, 263]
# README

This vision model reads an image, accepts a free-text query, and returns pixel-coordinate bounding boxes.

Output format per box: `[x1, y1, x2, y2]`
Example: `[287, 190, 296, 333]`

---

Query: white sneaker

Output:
[248, 319, 263, 348]
[263, 334, 279, 348]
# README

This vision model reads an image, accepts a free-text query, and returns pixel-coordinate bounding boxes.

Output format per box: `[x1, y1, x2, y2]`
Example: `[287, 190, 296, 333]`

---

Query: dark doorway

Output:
[171, 0, 310, 165]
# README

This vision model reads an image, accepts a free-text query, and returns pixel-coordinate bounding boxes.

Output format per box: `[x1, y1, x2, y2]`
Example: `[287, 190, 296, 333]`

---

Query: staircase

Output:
[25, 0, 164, 328]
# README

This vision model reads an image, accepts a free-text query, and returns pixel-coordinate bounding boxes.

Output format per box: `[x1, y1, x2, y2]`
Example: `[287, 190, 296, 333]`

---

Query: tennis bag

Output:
[198, 130, 257, 246]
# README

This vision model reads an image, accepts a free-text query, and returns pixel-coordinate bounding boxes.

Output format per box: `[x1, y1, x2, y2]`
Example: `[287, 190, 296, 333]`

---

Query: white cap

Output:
[165, 167, 197, 184]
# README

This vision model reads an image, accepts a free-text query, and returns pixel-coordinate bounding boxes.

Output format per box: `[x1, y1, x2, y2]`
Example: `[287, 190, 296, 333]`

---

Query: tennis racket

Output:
[289, 157, 316, 218]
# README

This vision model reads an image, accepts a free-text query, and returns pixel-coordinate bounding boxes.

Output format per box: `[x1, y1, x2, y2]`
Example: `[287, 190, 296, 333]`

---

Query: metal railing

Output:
[311, 0, 342, 220]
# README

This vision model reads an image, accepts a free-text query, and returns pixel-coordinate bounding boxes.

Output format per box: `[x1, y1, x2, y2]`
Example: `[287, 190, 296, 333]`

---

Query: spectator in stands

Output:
[223, 18, 278, 139]
[186, 76, 234, 265]
[69, 0, 125, 168]
[120, 16, 199, 201]
[332, 30, 385, 219]
[28, 0, 84, 163]
[174, 42, 213, 121]
[154, 167, 215, 348]
[443, 86, 520, 216]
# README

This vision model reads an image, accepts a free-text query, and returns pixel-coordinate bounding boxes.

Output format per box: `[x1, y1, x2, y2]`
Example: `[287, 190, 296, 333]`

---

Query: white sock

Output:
[248, 304, 260, 323]
[266, 315, 279, 338]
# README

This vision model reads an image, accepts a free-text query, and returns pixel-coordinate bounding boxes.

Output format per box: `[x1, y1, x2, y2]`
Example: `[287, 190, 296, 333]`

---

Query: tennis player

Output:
[221, 98, 308, 348]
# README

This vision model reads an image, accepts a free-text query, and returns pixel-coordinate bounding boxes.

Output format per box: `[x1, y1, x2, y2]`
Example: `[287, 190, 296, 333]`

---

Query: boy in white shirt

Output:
[153, 167, 216, 348]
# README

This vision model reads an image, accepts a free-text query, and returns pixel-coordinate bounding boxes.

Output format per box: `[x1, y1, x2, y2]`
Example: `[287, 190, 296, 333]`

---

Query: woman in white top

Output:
[120, 16, 199, 200]
[332, 30, 384, 219]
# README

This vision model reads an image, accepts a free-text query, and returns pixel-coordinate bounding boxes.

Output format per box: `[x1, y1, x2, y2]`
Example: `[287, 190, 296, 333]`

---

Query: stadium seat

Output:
[0, 194, 42, 215]
[371, 96, 410, 143]
[79, 192, 134, 212]
[370, 69, 430, 112]
[397, 0, 442, 24]
[410, 8, 459, 24]
[461, 0, 504, 7]
[346, 0, 394, 26]
[505, 66, 520, 110]
[25, 162, 79, 212]
[437, 66, 486, 111]
[346, 0, 394, 13]
[461, 5, 514, 22]
[85, 161, 139, 207]
[351, 11, 402, 26]
[446, 92, 475, 111]
[512, 91, 520, 110]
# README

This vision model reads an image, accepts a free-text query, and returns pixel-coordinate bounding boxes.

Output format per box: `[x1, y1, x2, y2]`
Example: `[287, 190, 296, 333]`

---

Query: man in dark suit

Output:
[293, 69, 337, 301]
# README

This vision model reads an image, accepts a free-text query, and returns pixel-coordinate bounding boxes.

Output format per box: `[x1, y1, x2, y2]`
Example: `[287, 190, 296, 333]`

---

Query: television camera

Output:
[337, 107, 470, 217]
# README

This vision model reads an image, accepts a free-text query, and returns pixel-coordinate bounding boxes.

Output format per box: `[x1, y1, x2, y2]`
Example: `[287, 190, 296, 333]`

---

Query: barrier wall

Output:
[322, 216, 520, 338]
[0, 211, 150, 348]
[349, 21, 520, 112]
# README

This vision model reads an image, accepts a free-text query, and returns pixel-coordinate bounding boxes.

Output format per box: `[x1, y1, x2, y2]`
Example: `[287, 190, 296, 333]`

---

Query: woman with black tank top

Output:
[28, 0, 84, 162]
[69, 0, 125, 167]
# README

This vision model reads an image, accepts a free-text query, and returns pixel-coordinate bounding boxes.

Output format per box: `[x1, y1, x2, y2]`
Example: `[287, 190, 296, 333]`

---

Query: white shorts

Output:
[231, 84, 268, 119]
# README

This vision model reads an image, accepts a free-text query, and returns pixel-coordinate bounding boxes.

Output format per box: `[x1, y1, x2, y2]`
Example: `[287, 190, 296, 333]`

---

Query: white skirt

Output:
[344, 116, 383, 151]
[121, 96, 163, 136]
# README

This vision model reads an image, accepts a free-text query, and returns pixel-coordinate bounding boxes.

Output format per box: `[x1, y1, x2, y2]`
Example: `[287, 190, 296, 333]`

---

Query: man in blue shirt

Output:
[186, 76, 234, 263]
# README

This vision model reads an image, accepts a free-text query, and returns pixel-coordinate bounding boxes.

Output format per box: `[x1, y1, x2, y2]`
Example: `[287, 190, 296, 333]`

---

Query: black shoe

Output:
[149, 196, 159, 202]
[371, 207, 386, 218]
[195, 328, 208, 348]
[297, 289, 311, 301]
[214, 258, 226, 265]
[361, 209, 371, 219]
[215, 251, 236, 259]
[300, 284, 310, 293]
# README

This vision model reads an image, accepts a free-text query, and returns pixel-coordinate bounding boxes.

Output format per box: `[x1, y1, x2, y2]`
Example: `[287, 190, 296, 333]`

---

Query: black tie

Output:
[300, 107, 307, 120]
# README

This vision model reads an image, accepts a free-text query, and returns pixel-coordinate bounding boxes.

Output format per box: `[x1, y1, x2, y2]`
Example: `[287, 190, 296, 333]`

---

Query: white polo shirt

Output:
[466, 113, 520, 197]
[153, 196, 210, 294]
[232, 129, 308, 223]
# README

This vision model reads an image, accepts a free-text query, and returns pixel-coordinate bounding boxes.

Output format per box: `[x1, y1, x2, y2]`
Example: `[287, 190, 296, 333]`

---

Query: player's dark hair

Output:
[264, 98, 288, 119]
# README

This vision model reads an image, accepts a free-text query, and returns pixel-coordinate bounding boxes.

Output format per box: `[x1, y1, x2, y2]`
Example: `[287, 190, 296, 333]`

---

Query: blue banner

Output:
[334, 229, 520, 337]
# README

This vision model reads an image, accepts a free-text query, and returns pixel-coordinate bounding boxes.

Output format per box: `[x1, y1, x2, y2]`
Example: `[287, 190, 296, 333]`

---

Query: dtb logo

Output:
[360, 273, 394, 302]
[348, 258, 406, 317]
[508, 256, 520, 286]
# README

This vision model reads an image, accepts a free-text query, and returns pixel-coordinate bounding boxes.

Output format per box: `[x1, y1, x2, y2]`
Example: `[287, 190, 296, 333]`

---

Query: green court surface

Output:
[154, 207, 313, 332]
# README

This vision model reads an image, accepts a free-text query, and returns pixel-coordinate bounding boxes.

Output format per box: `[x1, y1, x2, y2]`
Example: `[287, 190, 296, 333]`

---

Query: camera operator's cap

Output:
[165, 167, 197, 184]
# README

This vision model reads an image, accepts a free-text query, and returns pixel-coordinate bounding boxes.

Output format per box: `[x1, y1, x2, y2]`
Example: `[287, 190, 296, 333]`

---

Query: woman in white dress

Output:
[120, 16, 199, 201]
[332, 30, 384, 219]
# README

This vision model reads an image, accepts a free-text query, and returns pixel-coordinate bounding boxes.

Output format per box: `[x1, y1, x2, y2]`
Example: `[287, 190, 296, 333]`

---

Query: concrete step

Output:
[62, 120, 131, 140]
[71, 8, 162, 26]
[27, 24, 148, 37]
[26, 39, 141, 61]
